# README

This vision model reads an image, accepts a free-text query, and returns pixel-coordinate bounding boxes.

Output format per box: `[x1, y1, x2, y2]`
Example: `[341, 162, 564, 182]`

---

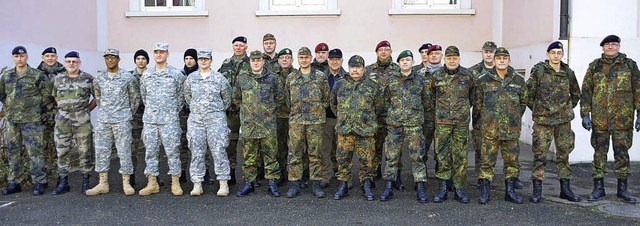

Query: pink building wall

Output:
[502, 0, 554, 47]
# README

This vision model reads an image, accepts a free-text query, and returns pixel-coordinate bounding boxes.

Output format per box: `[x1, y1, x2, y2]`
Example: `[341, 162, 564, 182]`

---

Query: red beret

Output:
[427, 44, 442, 55]
[375, 40, 391, 51]
[315, 43, 329, 52]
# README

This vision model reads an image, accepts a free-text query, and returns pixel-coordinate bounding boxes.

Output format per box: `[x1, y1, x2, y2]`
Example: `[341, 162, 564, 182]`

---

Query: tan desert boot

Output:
[171, 175, 183, 196]
[122, 174, 135, 196]
[85, 172, 109, 196]
[139, 175, 160, 196]
[217, 180, 229, 197]
[190, 182, 203, 196]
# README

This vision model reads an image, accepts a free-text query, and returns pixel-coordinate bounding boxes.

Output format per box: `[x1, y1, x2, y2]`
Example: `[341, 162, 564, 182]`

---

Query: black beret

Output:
[65, 51, 80, 58]
[547, 41, 563, 52]
[600, 35, 620, 46]
[232, 36, 247, 44]
[328, 49, 342, 58]
[418, 43, 432, 52]
[42, 47, 57, 55]
[134, 49, 149, 62]
[12, 46, 27, 55]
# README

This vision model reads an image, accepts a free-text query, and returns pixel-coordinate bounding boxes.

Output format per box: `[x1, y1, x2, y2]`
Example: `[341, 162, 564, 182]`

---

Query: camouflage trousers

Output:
[471, 128, 482, 176]
[422, 120, 435, 163]
[434, 124, 468, 189]
[288, 123, 323, 181]
[242, 136, 280, 182]
[276, 118, 289, 175]
[336, 134, 375, 183]
[226, 112, 240, 170]
[43, 117, 57, 182]
[531, 123, 574, 180]
[321, 118, 337, 184]
[143, 122, 182, 176]
[0, 123, 35, 187]
[187, 115, 231, 182]
[478, 138, 519, 181]
[95, 121, 133, 174]
[131, 116, 144, 172]
[591, 129, 633, 179]
[384, 125, 427, 182]
[55, 110, 94, 176]
[374, 117, 387, 172]
[5, 121, 45, 184]
[179, 108, 190, 172]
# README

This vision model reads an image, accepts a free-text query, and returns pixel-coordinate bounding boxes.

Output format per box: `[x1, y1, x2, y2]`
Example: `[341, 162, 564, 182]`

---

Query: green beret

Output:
[277, 48, 292, 58]
[396, 50, 413, 62]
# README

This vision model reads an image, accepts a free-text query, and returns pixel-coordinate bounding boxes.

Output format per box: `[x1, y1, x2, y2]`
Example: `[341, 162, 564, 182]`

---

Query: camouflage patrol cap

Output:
[277, 48, 292, 58]
[154, 42, 169, 51]
[197, 48, 212, 59]
[444, 46, 460, 57]
[263, 33, 276, 42]
[249, 50, 264, 59]
[103, 48, 119, 57]
[348, 55, 365, 67]
[494, 47, 510, 56]
[396, 50, 413, 62]
[298, 47, 312, 56]
[482, 41, 497, 51]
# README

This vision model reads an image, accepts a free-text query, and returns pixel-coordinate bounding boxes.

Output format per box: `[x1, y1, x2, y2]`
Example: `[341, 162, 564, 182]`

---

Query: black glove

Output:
[635, 116, 640, 132]
[582, 116, 592, 131]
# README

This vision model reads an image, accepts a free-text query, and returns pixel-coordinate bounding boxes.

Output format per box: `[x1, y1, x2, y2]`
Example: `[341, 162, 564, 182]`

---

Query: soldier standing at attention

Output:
[86, 49, 140, 196]
[475, 47, 526, 204]
[138, 43, 185, 196]
[1, 46, 52, 196]
[284, 47, 330, 198]
[311, 43, 329, 72]
[581, 35, 639, 203]
[184, 49, 232, 197]
[331, 55, 382, 201]
[234, 50, 283, 197]
[274, 48, 295, 184]
[129, 49, 150, 186]
[262, 33, 279, 73]
[379, 50, 429, 203]
[320, 48, 347, 187]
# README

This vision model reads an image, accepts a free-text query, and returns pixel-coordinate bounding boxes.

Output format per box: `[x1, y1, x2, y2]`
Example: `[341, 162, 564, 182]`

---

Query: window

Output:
[126, 0, 208, 17]
[256, 0, 340, 16]
[389, 0, 475, 15]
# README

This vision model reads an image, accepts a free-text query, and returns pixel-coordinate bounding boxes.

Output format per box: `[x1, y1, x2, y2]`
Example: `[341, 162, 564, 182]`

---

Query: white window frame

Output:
[389, 0, 475, 15]
[256, 0, 341, 17]
[126, 0, 208, 17]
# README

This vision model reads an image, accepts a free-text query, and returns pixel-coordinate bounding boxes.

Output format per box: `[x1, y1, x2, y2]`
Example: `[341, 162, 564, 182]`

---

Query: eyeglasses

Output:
[65, 60, 79, 64]
[377, 47, 392, 52]
[604, 42, 619, 47]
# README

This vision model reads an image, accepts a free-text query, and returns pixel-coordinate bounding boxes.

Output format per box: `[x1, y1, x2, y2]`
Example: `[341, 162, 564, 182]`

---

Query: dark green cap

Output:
[482, 41, 497, 51]
[277, 48, 292, 58]
[444, 46, 460, 57]
[494, 47, 510, 56]
[348, 55, 365, 67]
[263, 33, 276, 42]
[249, 50, 263, 59]
[396, 50, 413, 62]
[298, 47, 311, 56]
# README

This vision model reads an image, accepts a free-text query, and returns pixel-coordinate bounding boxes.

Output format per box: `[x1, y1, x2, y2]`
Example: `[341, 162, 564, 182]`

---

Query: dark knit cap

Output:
[184, 48, 197, 60]
[134, 49, 149, 62]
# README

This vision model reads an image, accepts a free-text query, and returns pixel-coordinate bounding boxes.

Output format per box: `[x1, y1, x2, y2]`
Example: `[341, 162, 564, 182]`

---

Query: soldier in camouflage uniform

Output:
[1, 46, 52, 195]
[365, 40, 401, 188]
[0, 66, 7, 189]
[138, 43, 185, 196]
[274, 48, 295, 185]
[475, 47, 526, 204]
[184, 49, 232, 197]
[412, 43, 432, 73]
[331, 55, 382, 201]
[428, 46, 474, 203]
[311, 43, 329, 72]
[234, 50, 283, 197]
[177, 49, 198, 184]
[129, 49, 149, 186]
[379, 50, 429, 203]
[262, 33, 279, 73]
[87, 49, 140, 196]
[321, 49, 347, 187]
[525, 41, 581, 203]
[284, 47, 330, 198]
[581, 35, 640, 203]
[218, 36, 251, 186]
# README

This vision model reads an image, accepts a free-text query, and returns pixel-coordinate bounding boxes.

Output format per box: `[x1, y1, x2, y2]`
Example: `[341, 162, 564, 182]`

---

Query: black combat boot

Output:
[587, 178, 606, 201]
[52, 176, 70, 195]
[530, 179, 542, 203]
[433, 180, 448, 203]
[479, 179, 490, 204]
[2, 182, 21, 195]
[312, 181, 325, 198]
[513, 178, 524, 189]
[229, 168, 237, 186]
[446, 179, 454, 192]
[362, 179, 375, 201]
[616, 178, 638, 204]
[394, 170, 405, 191]
[454, 188, 470, 203]
[268, 179, 280, 197]
[130, 174, 136, 186]
[81, 174, 91, 194]
[504, 179, 523, 204]
[379, 180, 394, 202]
[334, 180, 349, 200]
[33, 183, 45, 196]
[559, 179, 581, 202]
[286, 181, 300, 198]
[235, 182, 255, 197]
[416, 182, 428, 203]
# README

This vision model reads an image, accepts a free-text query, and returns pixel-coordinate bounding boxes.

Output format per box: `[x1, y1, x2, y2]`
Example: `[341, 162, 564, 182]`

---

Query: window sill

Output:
[388, 8, 475, 15]
[255, 9, 341, 17]
[125, 10, 209, 17]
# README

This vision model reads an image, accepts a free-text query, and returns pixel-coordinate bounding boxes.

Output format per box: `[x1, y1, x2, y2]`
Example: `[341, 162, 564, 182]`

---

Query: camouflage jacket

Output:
[263, 54, 279, 73]
[475, 67, 526, 140]
[130, 69, 145, 122]
[37, 61, 66, 82]
[428, 66, 474, 126]
[140, 65, 184, 124]
[218, 54, 250, 113]
[412, 63, 426, 75]
[330, 75, 383, 137]
[384, 70, 429, 127]
[419, 70, 436, 123]
[366, 59, 400, 118]
[311, 59, 328, 73]
[53, 71, 94, 114]
[94, 68, 141, 123]
[286, 69, 330, 125]
[233, 69, 284, 139]
[274, 66, 294, 118]
[526, 60, 580, 125]
[0, 65, 52, 123]
[580, 53, 640, 131]
[469, 61, 493, 129]
[184, 70, 232, 124]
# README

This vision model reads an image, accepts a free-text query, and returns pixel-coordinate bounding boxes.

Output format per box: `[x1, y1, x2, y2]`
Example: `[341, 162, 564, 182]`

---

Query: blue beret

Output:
[42, 47, 57, 55]
[12, 46, 27, 55]
[232, 36, 247, 44]
[328, 49, 342, 58]
[547, 41, 563, 52]
[600, 34, 621, 46]
[65, 51, 80, 58]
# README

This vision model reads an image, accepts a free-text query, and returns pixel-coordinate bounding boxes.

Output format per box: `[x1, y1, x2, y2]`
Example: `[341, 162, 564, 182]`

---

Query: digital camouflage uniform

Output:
[274, 65, 294, 176]
[93, 68, 140, 175]
[37, 61, 65, 181]
[383, 70, 429, 182]
[330, 74, 382, 183]
[469, 62, 491, 176]
[321, 67, 346, 184]
[580, 53, 640, 179]
[185, 70, 232, 182]
[129, 69, 145, 172]
[140, 65, 184, 177]
[218, 54, 250, 171]
[475, 67, 526, 181]
[233, 68, 284, 182]
[0, 65, 52, 185]
[286, 68, 330, 182]
[526, 61, 580, 180]
[428, 66, 474, 189]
